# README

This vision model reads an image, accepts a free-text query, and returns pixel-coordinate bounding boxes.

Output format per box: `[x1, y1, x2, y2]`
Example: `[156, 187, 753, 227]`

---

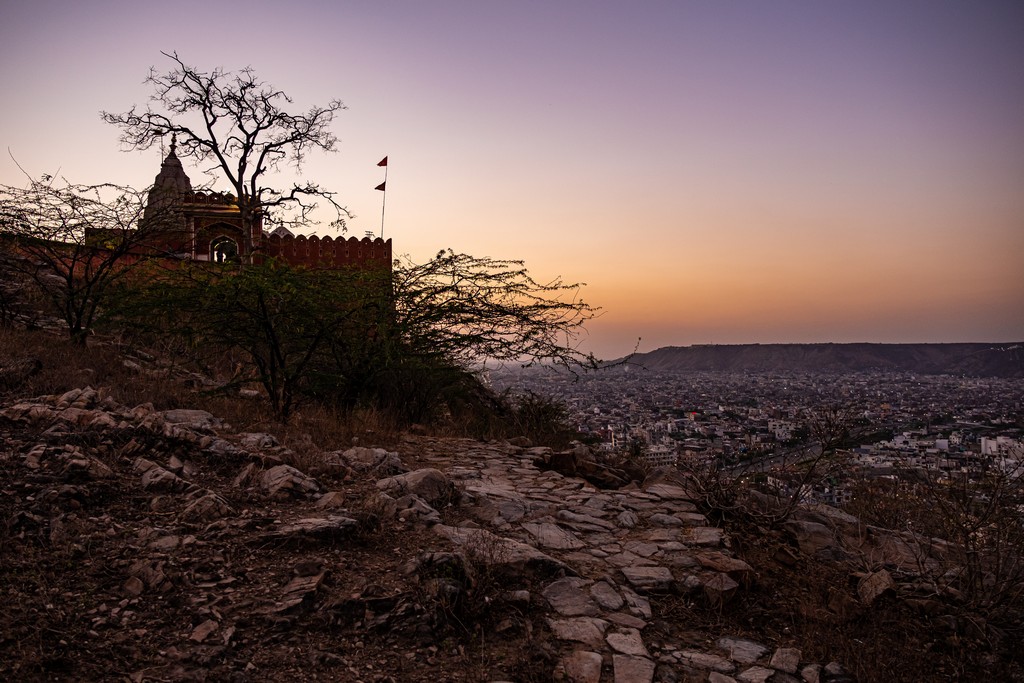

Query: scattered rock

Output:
[857, 569, 895, 605]
[717, 637, 768, 664]
[678, 650, 736, 673]
[189, 619, 219, 643]
[339, 446, 405, 475]
[434, 525, 572, 579]
[736, 666, 775, 683]
[161, 409, 220, 431]
[180, 491, 233, 522]
[770, 647, 801, 674]
[261, 465, 320, 499]
[702, 573, 740, 606]
[315, 491, 347, 509]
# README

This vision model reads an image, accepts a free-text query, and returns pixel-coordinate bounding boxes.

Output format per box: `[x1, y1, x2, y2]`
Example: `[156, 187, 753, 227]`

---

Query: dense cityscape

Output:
[493, 366, 1024, 507]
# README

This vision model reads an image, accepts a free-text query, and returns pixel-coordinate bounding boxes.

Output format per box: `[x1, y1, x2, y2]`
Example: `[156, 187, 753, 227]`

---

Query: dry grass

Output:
[0, 326, 404, 453]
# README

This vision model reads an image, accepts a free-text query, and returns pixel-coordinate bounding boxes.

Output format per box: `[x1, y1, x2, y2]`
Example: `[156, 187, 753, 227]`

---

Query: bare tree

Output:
[392, 250, 600, 372]
[0, 177, 170, 344]
[682, 404, 854, 528]
[102, 52, 350, 257]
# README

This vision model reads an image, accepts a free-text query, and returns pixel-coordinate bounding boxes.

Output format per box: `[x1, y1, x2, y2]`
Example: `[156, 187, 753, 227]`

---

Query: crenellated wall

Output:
[263, 234, 392, 269]
[180, 191, 238, 206]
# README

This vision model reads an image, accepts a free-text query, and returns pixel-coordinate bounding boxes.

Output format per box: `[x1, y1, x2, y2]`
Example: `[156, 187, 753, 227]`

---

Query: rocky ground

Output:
[1, 377, 1019, 681]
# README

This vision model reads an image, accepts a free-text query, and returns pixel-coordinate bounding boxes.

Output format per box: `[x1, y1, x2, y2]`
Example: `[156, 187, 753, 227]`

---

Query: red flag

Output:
[377, 156, 388, 167]
[375, 181, 386, 191]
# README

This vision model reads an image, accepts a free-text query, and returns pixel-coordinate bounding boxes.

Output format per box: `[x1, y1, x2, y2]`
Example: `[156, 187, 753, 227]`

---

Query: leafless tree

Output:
[682, 404, 854, 528]
[0, 177, 171, 344]
[391, 250, 600, 372]
[102, 52, 350, 257]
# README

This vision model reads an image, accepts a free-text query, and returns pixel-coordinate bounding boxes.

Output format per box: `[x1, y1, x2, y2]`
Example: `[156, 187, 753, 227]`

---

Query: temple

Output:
[138, 138, 392, 270]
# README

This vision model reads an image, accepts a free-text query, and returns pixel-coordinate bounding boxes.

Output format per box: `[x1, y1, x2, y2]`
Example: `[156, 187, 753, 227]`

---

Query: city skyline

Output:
[2, 1, 1022, 359]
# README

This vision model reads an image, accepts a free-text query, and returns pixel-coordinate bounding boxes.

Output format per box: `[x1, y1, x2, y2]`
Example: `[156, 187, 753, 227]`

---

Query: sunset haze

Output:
[2, 0, 1021, 358]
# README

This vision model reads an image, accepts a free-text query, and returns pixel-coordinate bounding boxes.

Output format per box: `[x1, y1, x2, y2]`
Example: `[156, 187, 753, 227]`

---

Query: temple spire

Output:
[151, 135, 192, 194]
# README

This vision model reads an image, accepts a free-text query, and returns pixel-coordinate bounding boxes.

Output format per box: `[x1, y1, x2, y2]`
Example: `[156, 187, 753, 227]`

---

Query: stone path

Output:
[403, 438, 851, 683]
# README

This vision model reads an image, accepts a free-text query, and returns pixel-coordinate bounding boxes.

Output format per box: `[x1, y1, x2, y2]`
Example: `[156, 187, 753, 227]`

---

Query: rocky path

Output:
[395, 437, 850, 683]
[0, 387, 852, 682]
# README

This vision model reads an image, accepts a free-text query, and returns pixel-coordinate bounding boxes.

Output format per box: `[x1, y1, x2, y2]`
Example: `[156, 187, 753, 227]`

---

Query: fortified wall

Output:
[262, 234, 392, 269]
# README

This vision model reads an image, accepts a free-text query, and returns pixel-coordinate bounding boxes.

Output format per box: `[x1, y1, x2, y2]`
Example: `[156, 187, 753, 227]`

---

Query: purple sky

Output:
[2, 1, 1022, 358]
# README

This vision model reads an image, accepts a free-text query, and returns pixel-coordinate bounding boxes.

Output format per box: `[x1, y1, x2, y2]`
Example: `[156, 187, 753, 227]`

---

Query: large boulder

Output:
[376, 468, 456, 507]
[783, 519, 836, 555]
[434, 525, 572, 580]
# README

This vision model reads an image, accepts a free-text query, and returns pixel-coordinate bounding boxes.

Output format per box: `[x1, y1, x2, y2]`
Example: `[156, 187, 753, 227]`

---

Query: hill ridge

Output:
[624, 342, 1024, 377]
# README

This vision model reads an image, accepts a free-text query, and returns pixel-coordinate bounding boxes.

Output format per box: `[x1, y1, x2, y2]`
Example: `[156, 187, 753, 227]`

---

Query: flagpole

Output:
[376, 155, 389, 240]
[380, 163, 387, 239]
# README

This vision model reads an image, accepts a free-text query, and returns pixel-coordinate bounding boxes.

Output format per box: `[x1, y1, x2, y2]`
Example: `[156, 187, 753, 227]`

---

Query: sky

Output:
[2, 0, 1022, 359]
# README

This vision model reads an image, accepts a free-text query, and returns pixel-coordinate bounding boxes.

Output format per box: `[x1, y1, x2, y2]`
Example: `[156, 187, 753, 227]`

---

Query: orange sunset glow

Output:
[2, 1, 1021, 358]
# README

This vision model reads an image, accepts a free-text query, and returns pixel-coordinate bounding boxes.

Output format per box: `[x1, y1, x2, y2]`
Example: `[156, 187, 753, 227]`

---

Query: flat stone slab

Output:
[605, 611, 647, 629]
[254, 516, 357, 545]
[590, 581, 625, 610]
[546, 617, 608, 648]
[621, 565, 675, 592]
[717, 637, 768, 664]
[557, 509, 615, 530]
[623, 541, 661, 558]
[559, 650, 603, 683]
[161, 408, 220, 430]
[606, 628, 649, 657]
[521, 522, 587, 550]
[649, 513, 685, 527]
[678, 650, 736, 673]
[645, 483, 697, 502]
[606, 551, 654, 569]
[737, 666, 775, 682]
[542, 577, 599, 616]
[686, 527, 724, 546]
[613, 654, 655, 683]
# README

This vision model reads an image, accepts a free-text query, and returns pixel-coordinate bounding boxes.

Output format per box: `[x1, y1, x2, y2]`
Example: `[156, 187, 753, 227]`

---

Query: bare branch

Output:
[102, 54, 349, 257]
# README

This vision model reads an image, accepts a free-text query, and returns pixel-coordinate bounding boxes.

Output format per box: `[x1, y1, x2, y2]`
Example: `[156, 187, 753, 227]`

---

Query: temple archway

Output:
[211, 236, 239, 263]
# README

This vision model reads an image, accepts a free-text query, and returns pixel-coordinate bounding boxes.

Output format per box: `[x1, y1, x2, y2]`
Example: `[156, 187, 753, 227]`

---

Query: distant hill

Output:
[623, 343, 1024, 377]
